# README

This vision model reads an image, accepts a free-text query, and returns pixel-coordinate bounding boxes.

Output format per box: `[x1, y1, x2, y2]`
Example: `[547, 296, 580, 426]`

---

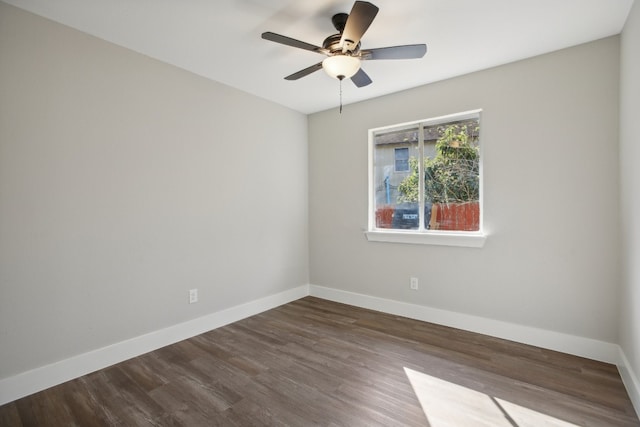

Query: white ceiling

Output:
[4, 0, 634, 114]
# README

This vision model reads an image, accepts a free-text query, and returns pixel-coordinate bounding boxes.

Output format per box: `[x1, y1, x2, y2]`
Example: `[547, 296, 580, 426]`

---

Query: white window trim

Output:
[367, 109, 486, 248]
[364, 230, 486, 248]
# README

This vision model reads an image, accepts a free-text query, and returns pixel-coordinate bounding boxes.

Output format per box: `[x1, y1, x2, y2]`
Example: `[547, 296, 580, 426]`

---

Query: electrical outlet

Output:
[410, 277, 419, 290]
[189, 288, 198, 304]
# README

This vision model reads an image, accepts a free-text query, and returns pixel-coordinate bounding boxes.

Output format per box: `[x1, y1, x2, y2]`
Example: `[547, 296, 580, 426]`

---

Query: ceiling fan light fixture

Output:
[322, 55, 360, 80]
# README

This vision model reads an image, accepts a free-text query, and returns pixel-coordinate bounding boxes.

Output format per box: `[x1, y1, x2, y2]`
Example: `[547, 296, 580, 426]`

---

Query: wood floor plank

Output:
[0, 402, 22, 427]
[1, 296, 638, 426]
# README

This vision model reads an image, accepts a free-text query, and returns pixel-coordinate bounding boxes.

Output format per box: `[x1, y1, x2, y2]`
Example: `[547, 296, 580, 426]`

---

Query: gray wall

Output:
[0, 3, 309, 379]
[309, 36, 621, 343]
[620, 0, 640, 394]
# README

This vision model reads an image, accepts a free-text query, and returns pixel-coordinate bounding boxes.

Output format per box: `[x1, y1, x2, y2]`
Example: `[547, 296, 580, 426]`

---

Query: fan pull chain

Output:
[340, 78, 343, 114]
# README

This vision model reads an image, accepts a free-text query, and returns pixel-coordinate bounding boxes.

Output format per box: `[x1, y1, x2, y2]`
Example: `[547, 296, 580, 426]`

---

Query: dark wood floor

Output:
[1, 297, 638, 426]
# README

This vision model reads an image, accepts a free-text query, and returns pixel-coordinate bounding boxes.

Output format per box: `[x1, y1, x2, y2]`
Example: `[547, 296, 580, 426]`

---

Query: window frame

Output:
[365, 109, 486, 248]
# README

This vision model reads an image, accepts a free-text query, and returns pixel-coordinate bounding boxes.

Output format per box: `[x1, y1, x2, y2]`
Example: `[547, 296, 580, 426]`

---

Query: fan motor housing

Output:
[323, 33, 360, 55]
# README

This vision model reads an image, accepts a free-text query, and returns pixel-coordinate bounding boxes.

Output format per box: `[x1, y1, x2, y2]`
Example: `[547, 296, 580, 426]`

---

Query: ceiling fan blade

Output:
[284, 62, 324, 80]
[351, 68, 372, 87]
[340, 1, 379, 53]
[262, 32, 326, 54]
[361, 44, 427, 60]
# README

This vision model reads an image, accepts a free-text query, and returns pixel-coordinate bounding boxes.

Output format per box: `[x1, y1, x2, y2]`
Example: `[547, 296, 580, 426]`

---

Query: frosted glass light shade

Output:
[322, 55, 360, 79]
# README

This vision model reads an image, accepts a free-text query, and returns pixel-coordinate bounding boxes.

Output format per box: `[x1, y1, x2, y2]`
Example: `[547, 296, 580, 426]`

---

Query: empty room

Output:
[1, 0, 640, 425]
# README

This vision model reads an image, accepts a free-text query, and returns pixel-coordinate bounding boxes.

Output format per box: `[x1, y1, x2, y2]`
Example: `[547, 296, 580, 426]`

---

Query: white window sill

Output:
[365, 230, 487, 248]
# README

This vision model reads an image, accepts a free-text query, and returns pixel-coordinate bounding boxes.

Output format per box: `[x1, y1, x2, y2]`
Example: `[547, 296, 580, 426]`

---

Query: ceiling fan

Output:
[261, 1, 427, 88]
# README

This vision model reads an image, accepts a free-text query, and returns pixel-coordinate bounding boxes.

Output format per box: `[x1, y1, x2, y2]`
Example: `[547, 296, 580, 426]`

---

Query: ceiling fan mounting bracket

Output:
[331, 13, 349, 33]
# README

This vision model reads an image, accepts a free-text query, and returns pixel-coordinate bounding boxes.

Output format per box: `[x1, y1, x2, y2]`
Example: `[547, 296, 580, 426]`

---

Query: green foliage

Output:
[398, 122, 479, 204]
[397, 157, 421, 202]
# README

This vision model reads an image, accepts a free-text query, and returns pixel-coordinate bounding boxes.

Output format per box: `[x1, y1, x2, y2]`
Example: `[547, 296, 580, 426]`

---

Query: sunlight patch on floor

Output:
[404, 367, 579, 427]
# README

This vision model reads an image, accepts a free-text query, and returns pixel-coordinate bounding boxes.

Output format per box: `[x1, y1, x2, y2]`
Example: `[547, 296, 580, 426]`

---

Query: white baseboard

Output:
[618, 348, 640, 419]
[3, 283, 638, 419]
[0, 284, 309, 406]
[309, 284, 620, 364]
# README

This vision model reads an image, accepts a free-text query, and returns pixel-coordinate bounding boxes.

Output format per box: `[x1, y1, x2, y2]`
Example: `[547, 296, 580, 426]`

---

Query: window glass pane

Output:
[424, 118, 480, 231]
[374, 127, 420, 230]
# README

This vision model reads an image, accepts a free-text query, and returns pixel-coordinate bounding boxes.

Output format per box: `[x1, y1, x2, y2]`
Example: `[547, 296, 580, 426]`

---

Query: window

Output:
[394, 147, 410, 172]
[367, 110, 485, 247]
